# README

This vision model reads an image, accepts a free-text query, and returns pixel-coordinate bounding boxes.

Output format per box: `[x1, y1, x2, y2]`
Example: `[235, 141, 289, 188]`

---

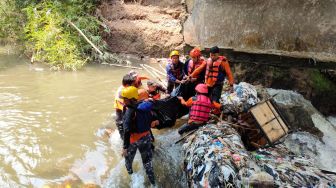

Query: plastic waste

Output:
[220, 82, 259, 114]
[181, 122, 336, 187]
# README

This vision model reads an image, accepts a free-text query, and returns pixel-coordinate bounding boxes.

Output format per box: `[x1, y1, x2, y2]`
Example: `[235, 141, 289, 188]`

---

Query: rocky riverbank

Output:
[234, 64, 336, 116]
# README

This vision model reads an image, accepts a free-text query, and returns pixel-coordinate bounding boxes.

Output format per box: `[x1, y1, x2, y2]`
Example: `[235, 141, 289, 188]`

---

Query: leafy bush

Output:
[1, 0, 104, 71]
[0, 0, 25, 41]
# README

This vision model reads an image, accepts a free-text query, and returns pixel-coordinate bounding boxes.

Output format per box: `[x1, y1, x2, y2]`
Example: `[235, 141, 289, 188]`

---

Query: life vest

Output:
[188, 57, 205, 75]
[205, 56, 227, 87]
[167, 60, 183, 81]
[188, 57, 206, 82]
[149, 90, 161, 100]
[189, 94, 212, 122]
[113, 86, 125, 111]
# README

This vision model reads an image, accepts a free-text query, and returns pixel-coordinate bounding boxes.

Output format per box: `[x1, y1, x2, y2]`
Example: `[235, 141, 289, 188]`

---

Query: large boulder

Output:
[184, 0, 336, 56]
[267, 89, 336, 171]
[266, 89, 323, 138]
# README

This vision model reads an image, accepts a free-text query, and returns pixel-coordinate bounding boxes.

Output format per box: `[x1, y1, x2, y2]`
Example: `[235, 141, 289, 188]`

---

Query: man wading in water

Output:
[121, 86, 156, 185]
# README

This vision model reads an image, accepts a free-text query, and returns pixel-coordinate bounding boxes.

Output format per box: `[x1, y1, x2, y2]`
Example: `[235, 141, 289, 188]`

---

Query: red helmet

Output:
[195, 83, 208, 94]
[190, 48, 201, 58]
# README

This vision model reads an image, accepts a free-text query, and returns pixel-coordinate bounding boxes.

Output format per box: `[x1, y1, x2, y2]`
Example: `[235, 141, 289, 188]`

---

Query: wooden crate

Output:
[249, 99, 289, 145]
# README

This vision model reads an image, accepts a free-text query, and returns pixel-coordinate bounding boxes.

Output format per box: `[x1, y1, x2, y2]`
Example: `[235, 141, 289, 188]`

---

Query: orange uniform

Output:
[205, 56, 234, 87]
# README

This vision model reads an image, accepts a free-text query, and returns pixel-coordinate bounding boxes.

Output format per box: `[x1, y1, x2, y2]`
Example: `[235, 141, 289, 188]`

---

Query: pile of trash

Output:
[250, 145, 336, 187]
[182, 122, 336, 187]
[220, 82, 259, 114]
[182, 123, 256, 187]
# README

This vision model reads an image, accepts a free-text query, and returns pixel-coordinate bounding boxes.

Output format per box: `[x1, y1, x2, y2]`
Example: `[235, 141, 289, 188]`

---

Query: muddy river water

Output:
[0, 54, 185, 187]
[1, 53, 336, 187]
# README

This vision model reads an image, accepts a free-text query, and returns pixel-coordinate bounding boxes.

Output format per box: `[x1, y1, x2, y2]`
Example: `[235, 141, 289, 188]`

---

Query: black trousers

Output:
[115, 109, 124, 138]
[125, 134, 155, 185]
[208, 83, 224, 102]
[178, 122, 204, 135]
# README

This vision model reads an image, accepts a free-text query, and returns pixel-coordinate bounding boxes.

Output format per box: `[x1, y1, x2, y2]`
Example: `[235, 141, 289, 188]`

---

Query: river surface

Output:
[0, 54, 185, 187]
[2, 53, 336, 187]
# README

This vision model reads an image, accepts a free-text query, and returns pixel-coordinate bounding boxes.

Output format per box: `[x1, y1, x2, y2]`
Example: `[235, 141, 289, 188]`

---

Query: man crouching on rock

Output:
[177, 83, 213, 134]
[121, 86, 156, 185]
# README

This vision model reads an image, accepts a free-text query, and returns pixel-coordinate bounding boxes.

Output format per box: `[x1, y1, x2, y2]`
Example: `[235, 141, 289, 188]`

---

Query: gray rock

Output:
[267, 88, 323, 138]
[184, 0, 336, 56]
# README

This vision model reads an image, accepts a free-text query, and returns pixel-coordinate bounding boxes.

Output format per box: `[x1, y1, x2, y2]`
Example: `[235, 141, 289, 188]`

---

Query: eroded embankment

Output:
[98, 0, 186, 57]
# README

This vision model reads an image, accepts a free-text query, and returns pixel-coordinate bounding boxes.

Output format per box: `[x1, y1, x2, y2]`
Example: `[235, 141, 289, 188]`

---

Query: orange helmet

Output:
[190, 48, 201, 58]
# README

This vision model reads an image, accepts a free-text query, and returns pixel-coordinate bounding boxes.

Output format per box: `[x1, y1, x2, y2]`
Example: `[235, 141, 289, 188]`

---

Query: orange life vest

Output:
[189, 94, 212, 123]
[205, 56, 227, 87]
[149, 92, 161, 100]
[188, 57, 205, 75]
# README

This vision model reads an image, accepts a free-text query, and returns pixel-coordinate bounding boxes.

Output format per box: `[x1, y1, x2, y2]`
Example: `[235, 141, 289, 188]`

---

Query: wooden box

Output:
[249, 99, 289, 145]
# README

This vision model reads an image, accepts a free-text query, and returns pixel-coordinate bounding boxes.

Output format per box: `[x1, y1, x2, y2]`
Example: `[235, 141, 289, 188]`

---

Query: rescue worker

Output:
[129, 70, 148, 88]
[205, 46, 234, 102]
[177, 83, 212, 135]
[137, 88, 150, 102]
[114, 71, 148, 138]
[147, 80, 166, 100]
[185, 47, 206, 84]
[121, 86, 156, 185]
[166, 50, 185, 93]
[113, 74, 136, 138]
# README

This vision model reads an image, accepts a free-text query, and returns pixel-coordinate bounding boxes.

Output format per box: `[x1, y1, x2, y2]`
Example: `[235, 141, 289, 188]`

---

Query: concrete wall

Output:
[184, 0, 336, 55]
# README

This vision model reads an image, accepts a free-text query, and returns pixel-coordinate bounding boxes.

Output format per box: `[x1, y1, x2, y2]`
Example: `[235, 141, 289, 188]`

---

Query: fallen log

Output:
[101, 62, 142, 69]
[159, 63, 166, 72]
[140, 64, 167, 87]
[143, 64, 166, 85]
[143, 64, 166, 77]
[67, 20, 103, 55]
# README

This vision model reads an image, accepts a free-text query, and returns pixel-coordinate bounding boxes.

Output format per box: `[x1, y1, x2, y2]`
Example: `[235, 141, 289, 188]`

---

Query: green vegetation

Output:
[310, 69, 336, 92]
[0, 0, 106, 70]
[0, 0, 25, 42]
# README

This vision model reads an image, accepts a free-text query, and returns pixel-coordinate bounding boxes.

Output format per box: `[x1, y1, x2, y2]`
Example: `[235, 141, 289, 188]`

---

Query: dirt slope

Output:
[98, 0, 186, 57]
